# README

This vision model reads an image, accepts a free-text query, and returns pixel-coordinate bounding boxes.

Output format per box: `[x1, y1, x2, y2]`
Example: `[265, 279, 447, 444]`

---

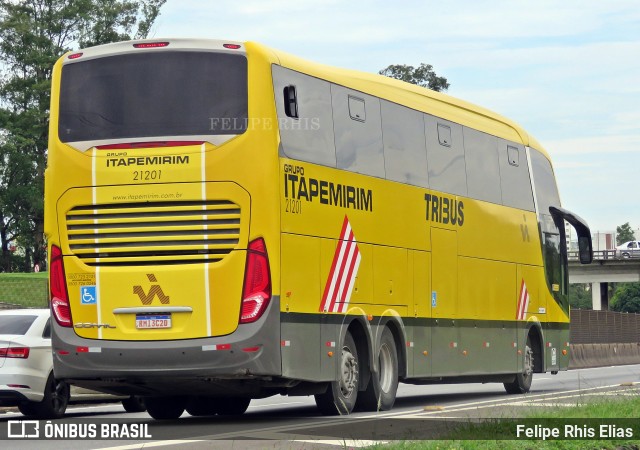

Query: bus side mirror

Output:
[549, 206, 593, 265]
[578, 236, 592, 265]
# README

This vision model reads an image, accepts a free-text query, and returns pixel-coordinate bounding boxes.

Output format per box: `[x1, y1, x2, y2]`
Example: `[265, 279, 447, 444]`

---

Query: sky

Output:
[152, 0, 640, 234]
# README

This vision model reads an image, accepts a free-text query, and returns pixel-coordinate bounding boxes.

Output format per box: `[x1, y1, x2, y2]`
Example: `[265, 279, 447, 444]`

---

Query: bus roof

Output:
[249, 41, 550, 161]
[57, 38, 550, 161]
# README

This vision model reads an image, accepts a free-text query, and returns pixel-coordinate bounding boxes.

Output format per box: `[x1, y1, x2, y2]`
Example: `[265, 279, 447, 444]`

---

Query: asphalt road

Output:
[1, 364, 639, 449]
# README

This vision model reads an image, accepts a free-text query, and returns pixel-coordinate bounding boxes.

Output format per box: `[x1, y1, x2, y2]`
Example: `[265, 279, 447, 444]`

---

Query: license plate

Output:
[136, 314, 171, 329]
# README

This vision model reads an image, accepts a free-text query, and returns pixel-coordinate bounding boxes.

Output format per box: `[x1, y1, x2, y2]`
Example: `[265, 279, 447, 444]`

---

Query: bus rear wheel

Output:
[186, 397, 217, 416]
[145, 396, 187, 420]
[504, 335, 534, 394]
[122, 395, 146, 413]
[357, 327, 399, 411]
[214, 397, 251, 416]
[315, 330, 359, 415]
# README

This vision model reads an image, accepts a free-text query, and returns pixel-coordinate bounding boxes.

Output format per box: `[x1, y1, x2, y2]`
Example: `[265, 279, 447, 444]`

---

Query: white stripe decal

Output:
[320, 216, 361, 313]
[340, 251, 361, 314]
[517, 279, 530, 321]
[92, 148, 102, 338]
[325, 222, 351, 310]
[201, 143, 211, 336]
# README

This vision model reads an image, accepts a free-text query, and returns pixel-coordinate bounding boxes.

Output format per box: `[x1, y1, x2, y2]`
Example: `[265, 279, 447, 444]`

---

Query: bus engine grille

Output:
[65, 200, 241, 266]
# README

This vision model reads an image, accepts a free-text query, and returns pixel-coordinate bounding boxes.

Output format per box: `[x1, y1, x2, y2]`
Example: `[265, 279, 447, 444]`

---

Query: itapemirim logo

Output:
[133, 274, 170, 305]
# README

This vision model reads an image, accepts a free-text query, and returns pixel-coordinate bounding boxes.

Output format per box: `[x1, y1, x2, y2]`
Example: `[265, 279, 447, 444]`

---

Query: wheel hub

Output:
[340, 347, 358, 398]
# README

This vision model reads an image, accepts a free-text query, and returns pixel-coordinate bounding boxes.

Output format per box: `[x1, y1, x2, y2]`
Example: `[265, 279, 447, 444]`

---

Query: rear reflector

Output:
[50, 245, 72, 327]
[0, 347, 30, 358]
[202, 344, 231, 351]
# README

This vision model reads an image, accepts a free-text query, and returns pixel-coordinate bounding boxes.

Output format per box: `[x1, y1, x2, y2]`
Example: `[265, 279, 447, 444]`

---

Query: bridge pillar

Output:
[591, 283, 601, 310]
[590, 282, 609, 311]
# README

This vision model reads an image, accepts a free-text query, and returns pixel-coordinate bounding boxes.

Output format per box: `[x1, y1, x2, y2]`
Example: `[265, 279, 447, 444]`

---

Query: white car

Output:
[616, 241, 640, 259]
[0, 309, 145, 419]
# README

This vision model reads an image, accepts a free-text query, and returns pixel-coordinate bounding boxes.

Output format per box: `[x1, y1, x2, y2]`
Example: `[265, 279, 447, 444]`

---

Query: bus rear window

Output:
[58, 51, 248, 143]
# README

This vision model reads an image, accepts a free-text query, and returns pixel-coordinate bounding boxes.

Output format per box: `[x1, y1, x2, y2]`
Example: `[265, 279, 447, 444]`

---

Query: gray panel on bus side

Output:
[381, 100, 429, 188]
[424, 115, 468, 197]
[331, 84, 386, 179]
[272, 65, 337, 168]
[498, 139, 535, 211]
[280, 315, 340, 382]
[463, 127, 502, 205]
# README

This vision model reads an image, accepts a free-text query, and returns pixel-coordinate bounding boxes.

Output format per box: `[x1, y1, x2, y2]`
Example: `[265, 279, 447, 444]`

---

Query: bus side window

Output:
[463, 127, 501, 205]
[272, 66, 337, 167]
[499, 140, 534, 211]
[425, 115, 467, 197]
[331, 84, 385, 178]
[381, 100, 429, 188]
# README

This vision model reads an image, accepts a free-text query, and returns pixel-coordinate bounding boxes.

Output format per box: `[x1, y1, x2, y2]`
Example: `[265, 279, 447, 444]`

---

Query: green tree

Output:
[610, 282, 640, 313]
[616, 222, 635, 246]
[569, 283, 592, 310]
[379, 63, 450, 92]
[0, 0, 166, 272]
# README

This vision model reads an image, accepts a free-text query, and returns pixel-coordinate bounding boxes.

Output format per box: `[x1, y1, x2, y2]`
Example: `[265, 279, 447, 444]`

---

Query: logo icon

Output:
[133, 274, 170, 305]
[80, 286, 97, 305]
[8, 420, 39, 438]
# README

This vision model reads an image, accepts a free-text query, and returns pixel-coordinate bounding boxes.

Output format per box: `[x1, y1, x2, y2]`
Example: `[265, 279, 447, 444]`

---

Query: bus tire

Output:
[504, 335, 534, 394]
[122, 396, 146, 413]
[186, 397, 218, 416]
[145, 396, 186, 420]
[214, 397, 251, 416]
[314, 330, 359, 415]
[357, 327, 399, 411]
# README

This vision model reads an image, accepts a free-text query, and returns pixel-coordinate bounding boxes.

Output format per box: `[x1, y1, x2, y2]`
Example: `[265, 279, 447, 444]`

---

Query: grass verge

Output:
[0, 272, 48, 308]
[370, 395, 640, 450]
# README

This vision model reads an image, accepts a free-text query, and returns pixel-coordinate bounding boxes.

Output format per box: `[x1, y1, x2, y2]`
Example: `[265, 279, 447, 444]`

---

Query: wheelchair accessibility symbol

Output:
[80, 286, 97, 305]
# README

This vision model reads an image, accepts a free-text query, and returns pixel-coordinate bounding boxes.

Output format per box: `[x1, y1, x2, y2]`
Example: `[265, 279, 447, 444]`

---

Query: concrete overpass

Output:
[568, 250, 640, 310]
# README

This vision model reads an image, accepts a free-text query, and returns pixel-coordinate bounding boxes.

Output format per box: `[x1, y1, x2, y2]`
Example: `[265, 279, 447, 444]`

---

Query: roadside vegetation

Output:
[370, 395, 640, 449]
[0, 272, 48, 308]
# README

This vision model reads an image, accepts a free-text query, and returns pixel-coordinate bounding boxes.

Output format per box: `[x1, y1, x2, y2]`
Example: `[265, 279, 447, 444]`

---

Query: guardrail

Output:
[568, 250, 618, 261]
[569, 309, 640, 368]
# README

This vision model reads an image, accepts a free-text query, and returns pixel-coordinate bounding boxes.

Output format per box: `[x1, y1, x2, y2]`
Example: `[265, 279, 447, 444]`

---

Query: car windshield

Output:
[0, 315, 37, 335]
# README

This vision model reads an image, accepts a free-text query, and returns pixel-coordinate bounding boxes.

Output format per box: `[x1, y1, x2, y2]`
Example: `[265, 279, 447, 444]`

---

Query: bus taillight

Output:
[133, 42, 169, 49]
[50, 245, 72, 327]
[240, 238, 271, 324]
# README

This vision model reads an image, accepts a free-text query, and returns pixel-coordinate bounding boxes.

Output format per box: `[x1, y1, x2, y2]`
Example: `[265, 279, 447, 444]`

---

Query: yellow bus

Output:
[45, 38, 592, 419]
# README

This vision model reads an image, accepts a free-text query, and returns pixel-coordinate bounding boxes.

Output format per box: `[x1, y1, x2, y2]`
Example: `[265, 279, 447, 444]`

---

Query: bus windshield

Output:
[58, 51, 248, 143]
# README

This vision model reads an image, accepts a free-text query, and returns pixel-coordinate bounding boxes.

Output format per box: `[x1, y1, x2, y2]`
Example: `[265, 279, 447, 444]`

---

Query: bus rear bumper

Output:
[52, 297, 283, 396]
